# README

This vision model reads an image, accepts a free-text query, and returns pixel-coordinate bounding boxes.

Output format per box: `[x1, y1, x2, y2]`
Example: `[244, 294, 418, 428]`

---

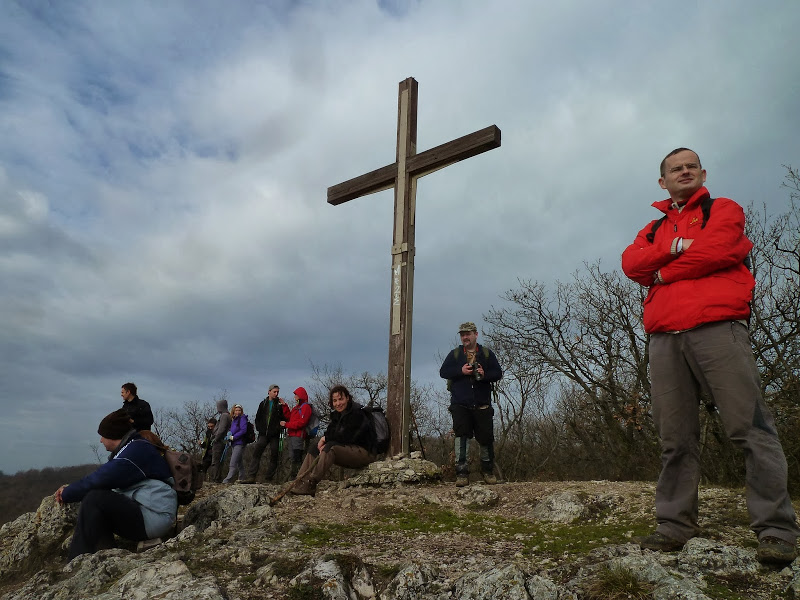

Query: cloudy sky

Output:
[1, 1, 799, 474]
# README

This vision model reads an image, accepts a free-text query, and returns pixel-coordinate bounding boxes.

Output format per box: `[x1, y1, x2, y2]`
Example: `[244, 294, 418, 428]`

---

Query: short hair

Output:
[660, 148, 701, 177]
[328, 385, 352, 408]
[122, 382, 137, 396]
[207, 417, 217, 425]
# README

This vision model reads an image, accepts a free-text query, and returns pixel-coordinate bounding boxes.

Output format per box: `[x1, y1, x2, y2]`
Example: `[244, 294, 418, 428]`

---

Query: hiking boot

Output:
[633, 531, 685, 552]
[455, 474, 469, 487]
[757, 536, 797, 565]
[482, 472, 497, 485]
[239, 477, 256, 484]
[289, 479, 317, 497]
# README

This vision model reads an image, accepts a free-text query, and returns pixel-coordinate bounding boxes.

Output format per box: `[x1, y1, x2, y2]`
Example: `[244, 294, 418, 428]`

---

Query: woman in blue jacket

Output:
[55, 409, 177, 560]
[223, 404, 249, 483]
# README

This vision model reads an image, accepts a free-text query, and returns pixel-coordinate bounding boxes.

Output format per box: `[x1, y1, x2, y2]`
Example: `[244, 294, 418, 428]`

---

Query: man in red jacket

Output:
[622, 148, 798, 565]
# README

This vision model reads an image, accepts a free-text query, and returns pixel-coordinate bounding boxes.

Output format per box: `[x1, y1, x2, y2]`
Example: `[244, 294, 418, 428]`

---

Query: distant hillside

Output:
[0, 465, 97, 526]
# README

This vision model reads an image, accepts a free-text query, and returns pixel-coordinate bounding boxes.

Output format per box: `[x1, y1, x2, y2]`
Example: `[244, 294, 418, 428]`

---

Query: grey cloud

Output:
[0, 0, 799, 473]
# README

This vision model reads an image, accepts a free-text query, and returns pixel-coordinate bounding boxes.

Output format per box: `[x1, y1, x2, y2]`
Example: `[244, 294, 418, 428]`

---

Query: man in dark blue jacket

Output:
[439, 321, 503, 486]
[55, 409, 178, 560]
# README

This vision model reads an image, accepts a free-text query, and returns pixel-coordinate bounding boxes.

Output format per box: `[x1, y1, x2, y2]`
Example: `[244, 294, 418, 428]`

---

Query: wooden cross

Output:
[327, 77, 500, 456]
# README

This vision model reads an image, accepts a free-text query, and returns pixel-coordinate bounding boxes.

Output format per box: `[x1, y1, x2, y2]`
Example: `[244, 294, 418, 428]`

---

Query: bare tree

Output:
[484, 262, 659, 480]
[153, 397, 219, 455]
[747, 165, 800, 485]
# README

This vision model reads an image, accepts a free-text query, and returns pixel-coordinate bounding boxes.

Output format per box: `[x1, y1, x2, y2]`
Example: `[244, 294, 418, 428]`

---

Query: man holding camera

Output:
[440, 321, 503, 486]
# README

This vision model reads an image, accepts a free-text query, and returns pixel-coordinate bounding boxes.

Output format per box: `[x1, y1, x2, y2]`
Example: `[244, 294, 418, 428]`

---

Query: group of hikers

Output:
[54, 147, 798, 567]
[196, 384, 380, 493]
[198, 385, 312, 485]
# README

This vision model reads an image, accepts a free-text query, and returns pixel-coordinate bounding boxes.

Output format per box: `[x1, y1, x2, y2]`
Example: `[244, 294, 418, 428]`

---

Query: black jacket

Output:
[439, 343, 502, 407]
[254, 398, 290, 439]
[122, 396, 154, 431]
[323, 402, 375, 452]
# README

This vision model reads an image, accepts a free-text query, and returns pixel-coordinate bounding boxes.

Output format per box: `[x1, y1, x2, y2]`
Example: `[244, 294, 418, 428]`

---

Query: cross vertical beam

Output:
[387, 78, 417, 456]
[327, 77, 500, 456]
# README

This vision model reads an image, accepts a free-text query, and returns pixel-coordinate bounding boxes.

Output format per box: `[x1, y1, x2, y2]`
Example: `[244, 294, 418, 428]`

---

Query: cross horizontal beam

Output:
[327, 125, 501, 206]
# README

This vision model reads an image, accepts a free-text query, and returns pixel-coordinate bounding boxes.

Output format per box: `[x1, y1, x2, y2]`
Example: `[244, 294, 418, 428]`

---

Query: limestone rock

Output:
[345, 457, 442, 487]
[530, 491, 586, 523]
[182, 484, 267, 531]
[381, 562, 439, 600]
[0, 495, 78, 580]
[457, 485, 499, 508]
[290, 555, 376, 599]
[453, 563, 533, 599]
[677, 537, 760, 576]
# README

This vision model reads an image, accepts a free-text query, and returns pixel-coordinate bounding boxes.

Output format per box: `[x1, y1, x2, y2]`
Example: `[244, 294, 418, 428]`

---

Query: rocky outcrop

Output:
[2, 479, 799, 599]
[345, 454, 442, 487]
[0, 495, 78, 581]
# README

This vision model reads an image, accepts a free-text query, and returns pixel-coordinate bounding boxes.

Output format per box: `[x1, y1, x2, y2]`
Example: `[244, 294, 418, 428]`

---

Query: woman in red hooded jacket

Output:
[280, 387, 312, 477]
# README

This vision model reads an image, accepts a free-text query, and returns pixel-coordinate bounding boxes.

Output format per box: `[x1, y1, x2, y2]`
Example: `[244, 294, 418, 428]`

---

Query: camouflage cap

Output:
[458, 321, 478, 333]
[268, 384, 280, 391]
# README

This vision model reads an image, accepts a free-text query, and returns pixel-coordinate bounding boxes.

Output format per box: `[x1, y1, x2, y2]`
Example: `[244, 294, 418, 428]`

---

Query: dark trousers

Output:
[288, 436, 306, 477]
[650, 321, 799, 543]
[208, 440, 225, 482]
[201, 448, 213, 473]
[68, 490, 148, 560]
[450, 403, 494, 467]
[246, 434, 280, 480]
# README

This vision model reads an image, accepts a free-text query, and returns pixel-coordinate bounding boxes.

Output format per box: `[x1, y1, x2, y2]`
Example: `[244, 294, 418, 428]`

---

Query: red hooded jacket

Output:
[284, 387, 311, 439]
[621, 186, 754, 334]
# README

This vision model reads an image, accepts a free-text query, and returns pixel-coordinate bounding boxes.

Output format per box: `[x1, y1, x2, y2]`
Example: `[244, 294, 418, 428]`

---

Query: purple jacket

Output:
[230, 414, 249, 446]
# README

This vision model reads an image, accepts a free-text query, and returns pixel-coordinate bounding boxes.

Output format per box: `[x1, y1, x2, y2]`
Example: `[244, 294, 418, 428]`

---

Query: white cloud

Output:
[0, 0, 799, 473]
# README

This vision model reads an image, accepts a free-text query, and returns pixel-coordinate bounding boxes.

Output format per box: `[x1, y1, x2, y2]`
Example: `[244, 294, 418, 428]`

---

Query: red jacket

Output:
[284, 399, 311, 439]
[621, 186, 754, 334]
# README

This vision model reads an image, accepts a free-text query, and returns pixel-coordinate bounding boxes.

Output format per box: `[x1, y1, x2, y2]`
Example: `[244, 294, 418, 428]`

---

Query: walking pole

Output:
[269, 454, 321, 506]
[220, 439, 231, 464]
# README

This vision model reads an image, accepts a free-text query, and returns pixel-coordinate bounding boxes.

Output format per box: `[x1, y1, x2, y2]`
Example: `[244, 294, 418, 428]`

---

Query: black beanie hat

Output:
[98, 409, 134, 439]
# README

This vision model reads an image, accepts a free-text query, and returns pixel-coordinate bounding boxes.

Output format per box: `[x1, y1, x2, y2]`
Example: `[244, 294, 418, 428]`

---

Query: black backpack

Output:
[645, 196, 751, 270]
[363, 405, 391, 455]
[244, 420, 256, 444]
[353, 402, 391, 455]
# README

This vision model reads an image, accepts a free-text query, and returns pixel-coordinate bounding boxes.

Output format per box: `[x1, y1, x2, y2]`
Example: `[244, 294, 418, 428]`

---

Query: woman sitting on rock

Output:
[291, 385, 376, 496]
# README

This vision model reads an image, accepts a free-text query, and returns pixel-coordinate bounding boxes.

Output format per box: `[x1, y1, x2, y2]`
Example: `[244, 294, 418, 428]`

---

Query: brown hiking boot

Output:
[633, 531, 685, 552]
[239, 477, 256, 484]
[455, 474, 469, 487]
[289, 480, 317, 497]
[757, 536, 797, 565]
[482, 472, 497, 485]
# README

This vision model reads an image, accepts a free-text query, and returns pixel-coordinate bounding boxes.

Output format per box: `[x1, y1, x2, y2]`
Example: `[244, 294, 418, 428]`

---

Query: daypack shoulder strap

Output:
[645, 216, 666, 243]
[645, 195, 715, 243]
[700, 196, 715, 229]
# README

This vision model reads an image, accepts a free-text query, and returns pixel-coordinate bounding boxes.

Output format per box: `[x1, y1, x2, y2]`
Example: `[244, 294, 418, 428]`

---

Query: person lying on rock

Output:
[54, 408, 178, 561]
[290, 385, 376, 496]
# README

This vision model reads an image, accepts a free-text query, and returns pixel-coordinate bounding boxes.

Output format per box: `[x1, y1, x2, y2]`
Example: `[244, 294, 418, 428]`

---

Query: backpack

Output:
[645, 196, 752, 270]
[138, 432, 203, 505]
[362, 405, 391, 455]
[162, 448, 203, 505]
[305, 403, 321, 437]
[244, 420, 256, 444]
[446, 345, 491, 392]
